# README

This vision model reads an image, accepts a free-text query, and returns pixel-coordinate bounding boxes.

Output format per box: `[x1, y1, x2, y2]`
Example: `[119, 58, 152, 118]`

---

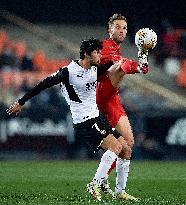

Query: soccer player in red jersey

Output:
[96, 13, 149, 200]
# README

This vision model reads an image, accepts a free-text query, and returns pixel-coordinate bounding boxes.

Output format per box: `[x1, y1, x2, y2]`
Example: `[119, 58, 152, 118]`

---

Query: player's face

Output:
[109, 20, 127, 44]
[89, 49, 101, 66]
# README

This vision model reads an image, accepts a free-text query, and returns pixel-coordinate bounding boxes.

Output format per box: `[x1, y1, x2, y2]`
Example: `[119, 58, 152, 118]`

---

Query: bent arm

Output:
[97, 62, 113, 77]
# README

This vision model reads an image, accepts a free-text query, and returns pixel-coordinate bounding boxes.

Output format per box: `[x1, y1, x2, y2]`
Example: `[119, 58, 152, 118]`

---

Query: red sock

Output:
[107, 160, 116, 175]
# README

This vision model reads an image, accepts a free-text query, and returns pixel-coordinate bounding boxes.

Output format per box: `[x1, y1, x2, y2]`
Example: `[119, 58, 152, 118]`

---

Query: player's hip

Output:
[96, 75, 118, 104]
[74, 113, 120, 152]
[98, 99, 127, 128]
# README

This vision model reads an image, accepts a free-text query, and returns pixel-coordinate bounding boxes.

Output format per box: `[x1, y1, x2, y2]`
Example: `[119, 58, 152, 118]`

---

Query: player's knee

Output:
[119, 146, 132, 159]
[101, 135, 122, 155]
[123, 133, 134, 148]
[111, 141, 122, 156]
[126, 147, 132, 159]
[118, 138, 132, 159]
[127, 136, 134, 148]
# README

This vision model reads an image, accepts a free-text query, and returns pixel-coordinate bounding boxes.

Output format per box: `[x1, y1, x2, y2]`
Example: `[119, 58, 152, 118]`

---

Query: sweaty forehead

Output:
[111, 20, 127, 27]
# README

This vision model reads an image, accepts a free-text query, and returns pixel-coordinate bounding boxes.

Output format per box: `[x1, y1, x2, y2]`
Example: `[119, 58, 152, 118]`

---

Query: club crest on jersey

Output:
[92, 66, 97, 72]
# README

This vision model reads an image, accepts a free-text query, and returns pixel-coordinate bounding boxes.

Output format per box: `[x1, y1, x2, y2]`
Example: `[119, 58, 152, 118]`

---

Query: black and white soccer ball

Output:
[135, 28, 157, 50]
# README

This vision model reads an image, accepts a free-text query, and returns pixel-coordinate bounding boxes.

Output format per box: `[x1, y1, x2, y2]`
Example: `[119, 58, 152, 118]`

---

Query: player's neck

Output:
[78, 59, 90, 69]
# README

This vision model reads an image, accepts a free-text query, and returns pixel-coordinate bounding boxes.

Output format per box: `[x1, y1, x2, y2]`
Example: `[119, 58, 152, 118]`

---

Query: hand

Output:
[6, 102, 23, 116]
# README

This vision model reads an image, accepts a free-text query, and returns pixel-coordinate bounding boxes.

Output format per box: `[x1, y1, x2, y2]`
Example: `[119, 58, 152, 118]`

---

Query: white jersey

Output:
[61, 60, 99, 124]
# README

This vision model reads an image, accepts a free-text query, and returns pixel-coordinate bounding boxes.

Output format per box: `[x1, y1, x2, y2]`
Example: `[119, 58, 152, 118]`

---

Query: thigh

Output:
[74, 114, 121, 153]
[96, 75, 118, 108]
[115, 115, 134, 147]
[104, 96, 126, 128]
[74, 119, 103, 153]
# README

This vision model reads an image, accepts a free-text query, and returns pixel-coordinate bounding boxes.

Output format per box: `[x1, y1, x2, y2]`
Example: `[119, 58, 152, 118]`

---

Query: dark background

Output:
[0, 0, 185, 29]
[0, 0, 186, 161]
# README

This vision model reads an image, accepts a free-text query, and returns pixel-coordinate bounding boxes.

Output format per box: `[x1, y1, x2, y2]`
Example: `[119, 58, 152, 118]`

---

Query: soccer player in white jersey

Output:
[7, 38, 132, 201]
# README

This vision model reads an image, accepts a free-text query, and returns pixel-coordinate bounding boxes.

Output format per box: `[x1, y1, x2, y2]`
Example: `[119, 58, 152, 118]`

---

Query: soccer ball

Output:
[135, 28, 157, 50]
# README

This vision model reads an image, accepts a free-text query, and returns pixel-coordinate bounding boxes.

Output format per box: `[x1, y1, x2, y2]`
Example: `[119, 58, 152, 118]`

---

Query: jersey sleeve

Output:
[18, 67, 67, 105]
[98, 39, 122, 78]
[97, 61, 113, 77]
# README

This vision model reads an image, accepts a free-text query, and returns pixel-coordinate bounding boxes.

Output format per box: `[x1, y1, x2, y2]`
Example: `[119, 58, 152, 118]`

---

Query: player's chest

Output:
[69, 68, 97, 91]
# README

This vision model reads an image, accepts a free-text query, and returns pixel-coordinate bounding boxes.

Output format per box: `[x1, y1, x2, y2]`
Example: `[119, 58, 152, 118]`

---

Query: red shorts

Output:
[96, 75, 126, 127]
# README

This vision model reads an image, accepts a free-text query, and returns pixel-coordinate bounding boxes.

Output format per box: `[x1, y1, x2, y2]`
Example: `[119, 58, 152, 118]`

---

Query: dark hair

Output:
[80, 37, 103, 59]
[108, 13, 127, 28]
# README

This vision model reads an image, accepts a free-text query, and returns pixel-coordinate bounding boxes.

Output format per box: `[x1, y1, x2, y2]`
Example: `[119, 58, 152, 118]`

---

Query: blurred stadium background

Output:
[0, 0, 186, 161]
[0, 1, 186, 204]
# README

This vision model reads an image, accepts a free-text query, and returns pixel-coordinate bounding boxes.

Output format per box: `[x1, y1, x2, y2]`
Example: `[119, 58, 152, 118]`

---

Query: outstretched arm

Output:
[6, 67, 68, 115]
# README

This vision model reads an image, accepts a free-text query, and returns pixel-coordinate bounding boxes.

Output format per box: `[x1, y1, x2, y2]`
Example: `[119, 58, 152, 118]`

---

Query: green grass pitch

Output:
[0, 160, 185, 205]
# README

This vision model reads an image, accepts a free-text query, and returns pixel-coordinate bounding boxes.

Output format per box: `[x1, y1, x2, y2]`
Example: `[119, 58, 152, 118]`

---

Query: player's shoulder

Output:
[91, 65, 97, 73]
[67, 60, 80, 72]
[102, 38, 119, 51]
[54, 61, 74, 77]
[102, 38, 113, 45]
[103, 38, 116, 44]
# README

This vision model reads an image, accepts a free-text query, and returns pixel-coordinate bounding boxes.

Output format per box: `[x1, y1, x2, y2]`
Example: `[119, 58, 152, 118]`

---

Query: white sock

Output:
[115, 158, 130, 193]
[93, 150, 117, 185]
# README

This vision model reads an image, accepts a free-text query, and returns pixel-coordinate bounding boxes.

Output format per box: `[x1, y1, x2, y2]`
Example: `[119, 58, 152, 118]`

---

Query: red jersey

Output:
[100, 38, 122, 65]
[96, 38, 126, 127]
